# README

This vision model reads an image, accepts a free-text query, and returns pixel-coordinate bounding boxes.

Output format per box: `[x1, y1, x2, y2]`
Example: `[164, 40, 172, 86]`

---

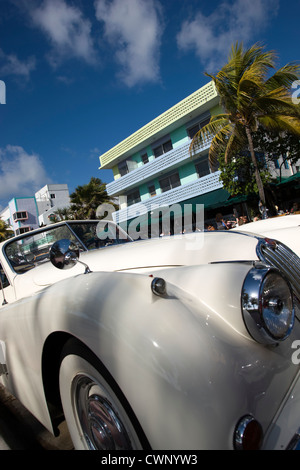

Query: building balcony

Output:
[112, 171, 223, 223]
[106, 137, 212, 197]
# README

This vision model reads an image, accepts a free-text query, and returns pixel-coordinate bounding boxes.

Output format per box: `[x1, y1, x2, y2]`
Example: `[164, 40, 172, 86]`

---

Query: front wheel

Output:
[59, 341, 145, 450]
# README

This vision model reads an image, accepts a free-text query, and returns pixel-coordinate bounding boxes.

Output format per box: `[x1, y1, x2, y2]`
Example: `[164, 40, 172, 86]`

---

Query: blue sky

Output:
[0, 0, 299, 210]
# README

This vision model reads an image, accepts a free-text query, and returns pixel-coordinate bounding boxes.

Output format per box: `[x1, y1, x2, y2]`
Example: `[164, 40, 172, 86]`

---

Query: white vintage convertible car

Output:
[0, 218, 299, 450]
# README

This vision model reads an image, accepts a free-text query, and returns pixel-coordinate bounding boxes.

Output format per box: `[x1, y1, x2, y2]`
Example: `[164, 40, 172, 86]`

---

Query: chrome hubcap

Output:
[74, 375, 133, 450]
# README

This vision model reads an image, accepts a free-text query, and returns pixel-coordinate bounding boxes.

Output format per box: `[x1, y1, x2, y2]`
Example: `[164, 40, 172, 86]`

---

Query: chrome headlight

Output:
[242, 266, 294, 344]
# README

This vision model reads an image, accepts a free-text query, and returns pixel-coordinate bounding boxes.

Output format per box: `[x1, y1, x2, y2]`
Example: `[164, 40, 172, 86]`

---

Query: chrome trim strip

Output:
[257, 238, 300, 320]
[286, 427, 300, 450]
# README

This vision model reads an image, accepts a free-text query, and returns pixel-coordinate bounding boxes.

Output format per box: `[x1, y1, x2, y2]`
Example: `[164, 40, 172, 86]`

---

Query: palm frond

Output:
[228, 42, 276, 83]
[255, 89, 300, 117]
[257, 114, 300, 135]
[223, 126, 247, 164]
[207, 122, 235, 169]
[199, 42, 299, 203]
[265, 63, 300, 90]
[189, 115, 229, 154]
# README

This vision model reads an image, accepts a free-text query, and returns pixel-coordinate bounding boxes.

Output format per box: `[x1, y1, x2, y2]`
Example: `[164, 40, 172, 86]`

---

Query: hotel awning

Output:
[181, 188, 252, 211]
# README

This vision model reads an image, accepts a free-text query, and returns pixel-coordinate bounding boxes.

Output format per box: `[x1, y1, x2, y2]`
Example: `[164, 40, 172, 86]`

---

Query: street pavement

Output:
[0, 385, 73, 450]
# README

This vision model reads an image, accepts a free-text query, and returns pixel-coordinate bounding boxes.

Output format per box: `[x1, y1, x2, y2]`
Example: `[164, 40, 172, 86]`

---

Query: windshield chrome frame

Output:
[2, 220, 113, 275]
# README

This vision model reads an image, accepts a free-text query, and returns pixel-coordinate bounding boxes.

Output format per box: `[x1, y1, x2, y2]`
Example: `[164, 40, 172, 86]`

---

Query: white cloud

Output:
[0, 146, 50, 201]
[0, 49, 36, 80]
[177, 0, 279, 72]
[94, 0, 163, 87]
[29, 0, 97, 67]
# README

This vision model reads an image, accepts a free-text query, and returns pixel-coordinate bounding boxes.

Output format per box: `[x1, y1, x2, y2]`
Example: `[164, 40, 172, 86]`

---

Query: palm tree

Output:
[0, 220, 13, 241]
[70, 177, 115, 219]
[190, 42, 300, 205]
[53, 207, 73, 221]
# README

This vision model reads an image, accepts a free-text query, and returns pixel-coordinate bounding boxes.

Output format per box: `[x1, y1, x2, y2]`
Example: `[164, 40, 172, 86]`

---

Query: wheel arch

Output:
[41, 333, 150, 448]
[41, 331, 73, 435]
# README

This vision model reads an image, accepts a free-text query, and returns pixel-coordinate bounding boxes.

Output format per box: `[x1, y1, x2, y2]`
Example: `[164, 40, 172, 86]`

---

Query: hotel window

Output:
[13, 211, 28, 221]
[153, 139, 173, 158]
[141, 153, 149, 164]
[187, 117, 210, 139]
[15, 226, 31, 236]
[127, 189, 141, 207]
[118, 158, 138, 175]
[159, 172, 181, 193]
[148, 183, 156, 197]
[118, 160, 129, 177]
[195, 159, 210, 178]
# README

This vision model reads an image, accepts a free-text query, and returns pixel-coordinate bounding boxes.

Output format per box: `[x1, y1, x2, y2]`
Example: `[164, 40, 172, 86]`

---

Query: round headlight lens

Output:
[242, 267, 294, 344]
[261, 272, 294, 340]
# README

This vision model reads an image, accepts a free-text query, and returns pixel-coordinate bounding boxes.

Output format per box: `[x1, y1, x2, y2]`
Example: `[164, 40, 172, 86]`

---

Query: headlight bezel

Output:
[242, 265, 295, 344]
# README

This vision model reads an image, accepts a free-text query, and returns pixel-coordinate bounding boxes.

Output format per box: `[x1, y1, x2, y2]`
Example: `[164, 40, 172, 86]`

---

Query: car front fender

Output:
[1, 266, 299, 449]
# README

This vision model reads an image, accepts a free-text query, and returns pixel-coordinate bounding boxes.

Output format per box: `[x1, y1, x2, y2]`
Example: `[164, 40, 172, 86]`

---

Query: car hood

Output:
[28, 230, 260, 287]
[233, 214, 300, 232]
[232, 214, 300, 255]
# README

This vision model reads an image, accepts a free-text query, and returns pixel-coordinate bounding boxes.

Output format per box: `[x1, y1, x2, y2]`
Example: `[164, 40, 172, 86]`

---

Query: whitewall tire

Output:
[59, 341, 145, 450]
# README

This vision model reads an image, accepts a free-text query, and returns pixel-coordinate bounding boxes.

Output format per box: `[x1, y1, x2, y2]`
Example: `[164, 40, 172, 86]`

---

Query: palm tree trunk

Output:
[245, 125, 266, 205]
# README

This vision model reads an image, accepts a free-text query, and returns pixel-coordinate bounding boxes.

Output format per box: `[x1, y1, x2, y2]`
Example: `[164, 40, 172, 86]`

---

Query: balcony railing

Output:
[113, 171, 223, 223]
[106, 137, 212, 197]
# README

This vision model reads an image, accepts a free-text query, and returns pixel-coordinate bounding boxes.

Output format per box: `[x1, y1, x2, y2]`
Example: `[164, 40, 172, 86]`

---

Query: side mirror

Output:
[50, 239, 79, 270]
[50, 239, 91, 273]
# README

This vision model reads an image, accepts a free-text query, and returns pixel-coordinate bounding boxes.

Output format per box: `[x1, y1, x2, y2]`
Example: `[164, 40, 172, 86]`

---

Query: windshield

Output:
[5, 221, 130, 274]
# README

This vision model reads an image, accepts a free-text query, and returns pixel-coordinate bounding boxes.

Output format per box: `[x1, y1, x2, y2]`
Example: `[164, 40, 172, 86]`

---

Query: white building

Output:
[268, 155, 300, 180]
[0, 184, 70, 235]
[2, 197, 39, 236]
[35, 184, 70, 225]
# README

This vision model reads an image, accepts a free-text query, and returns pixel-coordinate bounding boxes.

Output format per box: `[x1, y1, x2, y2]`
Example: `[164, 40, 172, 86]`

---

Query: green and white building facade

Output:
[99, 81, 299, 228]
[99, 81, 228, 227]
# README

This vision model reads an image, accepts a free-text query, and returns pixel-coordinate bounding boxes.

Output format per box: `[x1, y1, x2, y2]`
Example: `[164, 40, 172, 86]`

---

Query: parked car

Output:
[0, 219, 299, 450]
